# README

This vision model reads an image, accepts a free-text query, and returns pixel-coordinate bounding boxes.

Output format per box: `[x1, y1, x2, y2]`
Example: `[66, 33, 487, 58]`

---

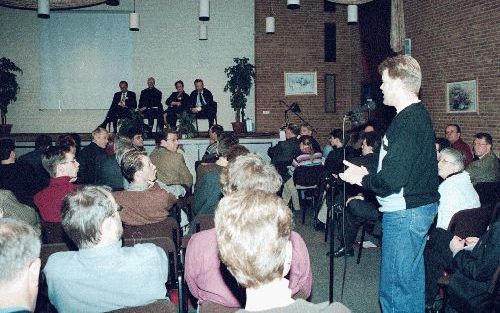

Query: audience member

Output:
[466, 132, 499, 185]
[57, 134, 77, 155]
[332, 132, 381, 257]
[0, 219, 41, 313]
[150, 129, 193, 189]
[165, 80, 191, 129]
[323, 129, 357, 176]
[193, 144, 249, 216]
[268, 123, 301, 181]
[445, 124, 473, 167]
[121, 126, 145, 151]
[113, 150, 177, 225]
[215, 190, 350, 312]
[424, 213, 499, 312]
[0, 189, 41, 236]
[138, 77, 163, 132]
[68, 133, 82, 158]
[201, 124, 224, 163]
[185, 154, 312, 309]
[299, 123, 321, 153]
[195, 132, 238, 188]
[340, 55, 439, 312]
[34, 146, 80, 223]
[77, 127, 109, 184]
[435, 148, 480, 230]
[100, 80, 138, 133]
[44, 186, 168, 312]
[94, 134, 125, 190]
[190, 78, 217, 127]
[282, 135, 322, 211]
[0, 138, 38, 206]
[17, 134, 53, 193]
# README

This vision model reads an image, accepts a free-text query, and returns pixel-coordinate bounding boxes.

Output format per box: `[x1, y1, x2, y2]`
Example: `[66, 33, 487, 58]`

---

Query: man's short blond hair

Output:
[215, 190, 292, 289]
[220, 153, 282, 196]
[378, 55, 422, 94]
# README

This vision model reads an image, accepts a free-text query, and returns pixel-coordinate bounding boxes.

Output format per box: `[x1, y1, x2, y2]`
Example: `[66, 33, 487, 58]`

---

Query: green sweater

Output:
[362, 102, 439, 212]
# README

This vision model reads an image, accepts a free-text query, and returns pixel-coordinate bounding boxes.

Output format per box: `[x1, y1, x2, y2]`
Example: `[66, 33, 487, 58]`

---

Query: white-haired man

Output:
[44, 186, 169, 312]
[0, 219, 41, 313]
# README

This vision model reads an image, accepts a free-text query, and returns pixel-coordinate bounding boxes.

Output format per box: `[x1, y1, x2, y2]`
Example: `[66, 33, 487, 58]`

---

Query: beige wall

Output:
[0, 0, 255, 133]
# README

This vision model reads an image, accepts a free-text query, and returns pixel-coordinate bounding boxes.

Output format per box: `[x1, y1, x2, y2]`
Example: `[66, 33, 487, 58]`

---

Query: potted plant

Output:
[0, 57, 22, 134]
[224, 57, 255, 134]
[177, 111, 197, 138]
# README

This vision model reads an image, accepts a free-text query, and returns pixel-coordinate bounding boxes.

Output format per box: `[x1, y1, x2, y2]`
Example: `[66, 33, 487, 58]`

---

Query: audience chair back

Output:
[123, 236, 178, 290]
[41, 220, 68, 244]
[293, 164, 324, 225]
[199, 301, 238, 313]
[448, 206, 492, 239]
[122, 217, 181, 250]
[108, 299, 177, 313]
[474, 181, 500, 209]
[193, 214, 215, 233]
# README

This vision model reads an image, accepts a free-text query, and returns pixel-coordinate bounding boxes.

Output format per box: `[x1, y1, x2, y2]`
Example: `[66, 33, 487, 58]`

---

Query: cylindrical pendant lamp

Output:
[265, 17, 275, 34]
[287, 0, 300, 10]
[347, 5, 358, 23]
[199, 0, 210, 21]
[199, 24, 208, 40]
[129, 12, 139, 31]
[38, 0, 50, 18]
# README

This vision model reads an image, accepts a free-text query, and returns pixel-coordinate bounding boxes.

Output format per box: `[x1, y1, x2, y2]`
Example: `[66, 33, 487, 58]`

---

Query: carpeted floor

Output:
[293, 209, 382, 313]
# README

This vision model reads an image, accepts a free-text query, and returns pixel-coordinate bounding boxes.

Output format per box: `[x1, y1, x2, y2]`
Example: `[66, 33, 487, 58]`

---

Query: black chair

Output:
[293, 164, 324, 225]
[474, 181, 500, 208]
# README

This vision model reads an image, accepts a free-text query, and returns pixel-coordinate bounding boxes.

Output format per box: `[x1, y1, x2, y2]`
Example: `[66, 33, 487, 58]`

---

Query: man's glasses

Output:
[61, 160, 78, 165]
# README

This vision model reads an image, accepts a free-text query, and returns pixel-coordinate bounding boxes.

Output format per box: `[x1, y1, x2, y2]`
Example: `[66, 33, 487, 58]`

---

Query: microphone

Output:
[344, 99, 376, 116]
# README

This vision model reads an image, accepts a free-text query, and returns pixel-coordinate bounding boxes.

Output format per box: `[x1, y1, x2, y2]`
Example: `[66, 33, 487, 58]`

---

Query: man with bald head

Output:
[139, 77, 164, 132]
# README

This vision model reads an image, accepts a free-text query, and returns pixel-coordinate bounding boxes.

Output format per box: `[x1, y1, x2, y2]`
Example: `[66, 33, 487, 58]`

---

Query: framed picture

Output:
[285, 72, 317, 96]
[446, 79, 478, 113]
[325, 73, 336, 113]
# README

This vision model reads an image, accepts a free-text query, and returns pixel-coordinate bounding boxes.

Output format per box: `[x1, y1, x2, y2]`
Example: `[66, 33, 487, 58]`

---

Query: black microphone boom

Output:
[344, 99, 377, 116]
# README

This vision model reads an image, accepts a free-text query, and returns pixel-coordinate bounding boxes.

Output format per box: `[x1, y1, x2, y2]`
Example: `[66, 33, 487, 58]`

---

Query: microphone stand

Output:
[280, 100, 316, 131]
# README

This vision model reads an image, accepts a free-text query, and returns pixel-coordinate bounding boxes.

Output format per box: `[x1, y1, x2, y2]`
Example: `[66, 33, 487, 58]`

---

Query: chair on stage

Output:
[194, 102, 218, 134]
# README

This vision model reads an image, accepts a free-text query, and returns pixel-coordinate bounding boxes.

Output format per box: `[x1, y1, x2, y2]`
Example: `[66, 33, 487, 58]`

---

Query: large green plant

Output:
[0, 57, 22, 125]
[224, 57, 255, 123]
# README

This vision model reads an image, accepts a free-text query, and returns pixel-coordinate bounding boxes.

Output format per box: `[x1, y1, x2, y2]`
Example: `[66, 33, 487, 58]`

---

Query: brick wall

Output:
[254, 1, 362, 145]
[404, 0, 500, 150]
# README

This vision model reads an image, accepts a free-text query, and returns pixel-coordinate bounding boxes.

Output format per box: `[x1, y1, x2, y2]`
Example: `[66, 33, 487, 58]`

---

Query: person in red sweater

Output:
[445, 124, 473, 167]
[34, 146, 80, 222]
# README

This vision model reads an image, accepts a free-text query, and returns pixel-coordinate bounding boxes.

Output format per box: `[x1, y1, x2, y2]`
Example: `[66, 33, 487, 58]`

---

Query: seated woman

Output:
[215, 190, 350, 312]
[282, 135, 322, 211]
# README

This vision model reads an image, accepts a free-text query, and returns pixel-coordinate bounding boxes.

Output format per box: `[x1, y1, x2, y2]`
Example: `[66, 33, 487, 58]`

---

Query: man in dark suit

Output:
[100, 80, 137, 133]
[268, 123, 301, 182]
[139, 77, 163, 132]
[190, 78, 216, 127]
[164, 80, 191, 129]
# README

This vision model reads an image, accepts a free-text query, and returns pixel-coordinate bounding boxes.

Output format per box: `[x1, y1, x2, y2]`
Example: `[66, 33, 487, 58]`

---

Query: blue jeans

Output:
[380, 203, 437, 313]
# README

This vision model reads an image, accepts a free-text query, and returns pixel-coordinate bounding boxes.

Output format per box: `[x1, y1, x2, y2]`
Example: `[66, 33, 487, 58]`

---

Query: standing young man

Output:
[340, 55, 439, 312]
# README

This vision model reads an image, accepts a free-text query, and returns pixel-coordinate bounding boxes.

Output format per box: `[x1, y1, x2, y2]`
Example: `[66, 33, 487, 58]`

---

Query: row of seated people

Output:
[99, 78, 217, 133]
[0, 151, 351, 312]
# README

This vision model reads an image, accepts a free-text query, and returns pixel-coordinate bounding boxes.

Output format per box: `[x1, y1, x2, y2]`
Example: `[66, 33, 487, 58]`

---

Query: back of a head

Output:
[58, 134, 76, 153]
[210, 124, 224, 137]
[221, 153, 282, 196]
[330, 129, 343, 142]
[215, 190, 292, 289]
[226, 144, 250, 163]
[42, 145, 67, 177]
[62, 186, 118, 249]
[287, 123, 300, 137]
[435, 137, 451, 152]
[35, 134, 53, 151]
[0, 218, 41, 286]
[217, 133, 239, 158]
[120, 149, 147, 183]
[0, 138, 15, 161]
[378, 55, 422, 95]
[362, 131, 381, 151]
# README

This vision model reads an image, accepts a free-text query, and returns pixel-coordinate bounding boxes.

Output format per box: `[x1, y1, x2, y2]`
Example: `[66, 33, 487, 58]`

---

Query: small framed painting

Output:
[285, 72, 318, 96]
[446, 79, 478, 113]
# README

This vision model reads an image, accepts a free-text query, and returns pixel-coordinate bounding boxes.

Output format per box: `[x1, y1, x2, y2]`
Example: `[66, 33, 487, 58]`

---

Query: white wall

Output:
[0, 0, 255, 133]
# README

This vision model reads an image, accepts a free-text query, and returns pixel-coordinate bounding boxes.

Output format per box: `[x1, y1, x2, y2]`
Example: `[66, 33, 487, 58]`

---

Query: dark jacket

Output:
[189, 88, 216, 114]
[77, 142, 107, 184]
[111, 90, 137, 111]
[362, 102, 440, 210]
[17, 149, 50, 193]
[165, 91, 191, 110]
[139, 87, 162, 110]
[0, 163, 38, 206]
[447, 219, 500, 312]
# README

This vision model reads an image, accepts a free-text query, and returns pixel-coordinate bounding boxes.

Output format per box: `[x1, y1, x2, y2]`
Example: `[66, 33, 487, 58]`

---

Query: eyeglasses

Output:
[473, 142, 489, 147]
[61, 160, 78, 165]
